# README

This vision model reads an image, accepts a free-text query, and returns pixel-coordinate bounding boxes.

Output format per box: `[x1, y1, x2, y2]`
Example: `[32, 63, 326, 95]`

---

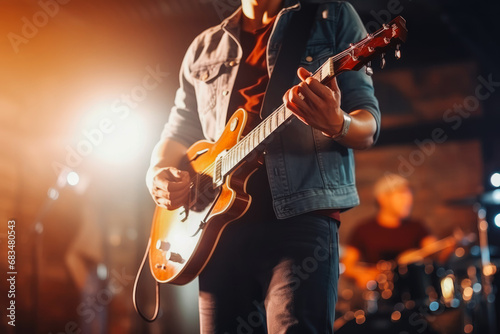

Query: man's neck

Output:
[241, 0, 283, 32]
[376, 210, 402, 229]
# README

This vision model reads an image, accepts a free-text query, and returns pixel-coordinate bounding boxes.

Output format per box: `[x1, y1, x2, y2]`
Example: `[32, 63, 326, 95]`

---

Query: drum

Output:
[334, 309, 440, 334]
[396, 262, 443, 307]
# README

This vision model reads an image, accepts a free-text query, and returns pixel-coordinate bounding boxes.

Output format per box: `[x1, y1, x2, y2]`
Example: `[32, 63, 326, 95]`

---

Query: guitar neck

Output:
[219, 58, 335, 177]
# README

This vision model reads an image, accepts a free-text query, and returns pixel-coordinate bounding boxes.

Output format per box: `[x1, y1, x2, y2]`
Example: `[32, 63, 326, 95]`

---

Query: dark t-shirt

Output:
[348, 218, 429, 264]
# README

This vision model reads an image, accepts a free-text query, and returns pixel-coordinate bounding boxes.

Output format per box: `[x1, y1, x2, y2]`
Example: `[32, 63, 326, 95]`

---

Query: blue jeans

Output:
[198, 209, 339, 334]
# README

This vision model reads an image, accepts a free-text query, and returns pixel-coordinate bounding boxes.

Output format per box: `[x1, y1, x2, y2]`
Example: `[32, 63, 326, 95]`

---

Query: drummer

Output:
[342, 173, 437, 289]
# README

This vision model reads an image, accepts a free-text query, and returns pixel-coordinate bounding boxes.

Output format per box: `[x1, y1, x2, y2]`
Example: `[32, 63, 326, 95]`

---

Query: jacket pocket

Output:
[191, 62, 225, 115]
[300, 44, 334, 73]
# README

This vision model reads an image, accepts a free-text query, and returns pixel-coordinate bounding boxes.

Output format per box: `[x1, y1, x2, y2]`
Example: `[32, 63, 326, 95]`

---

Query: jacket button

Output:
[228, 60, 236, 67]
[222, 90, 229, 96]
[201, 73, 209, 81]
[305, 56, 313, 62]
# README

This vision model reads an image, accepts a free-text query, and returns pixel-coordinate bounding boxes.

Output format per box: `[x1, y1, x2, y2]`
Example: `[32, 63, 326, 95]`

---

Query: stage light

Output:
[92, 112, 149, 165]
[493, 189, 500, 203]
[67, 171, 80, 186]
[491, 172, 500, 187]
[47, 188, 59, 200]
[97, 263, 108, 280]
[429, 301, 440, 312]
[494, 213, 500, 228]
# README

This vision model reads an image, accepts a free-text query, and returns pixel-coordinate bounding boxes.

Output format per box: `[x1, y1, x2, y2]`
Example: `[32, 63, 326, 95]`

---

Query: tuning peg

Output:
[380, 53, 386, 69]
[365, 61, 373, 76]
[395, 44, 401, 59]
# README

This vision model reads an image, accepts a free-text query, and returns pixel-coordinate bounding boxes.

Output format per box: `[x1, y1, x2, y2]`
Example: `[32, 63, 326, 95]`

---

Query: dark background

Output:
[1, 0, 499, 333]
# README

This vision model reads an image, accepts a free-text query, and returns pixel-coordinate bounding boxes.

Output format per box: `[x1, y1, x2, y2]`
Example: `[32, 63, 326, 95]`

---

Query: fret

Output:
[284, 106, 291, 119]
[236, 146, 240, 163]
[242, 138, 246, 157]
[240, 142, 245, 160]
[277, 107, 284, 125]
[259, 125, 266, 144]
[223, 158, 227, 175]
[270, 112, 276, 131]
[319, 59, 331, 82]
[314, 66, 322, 81]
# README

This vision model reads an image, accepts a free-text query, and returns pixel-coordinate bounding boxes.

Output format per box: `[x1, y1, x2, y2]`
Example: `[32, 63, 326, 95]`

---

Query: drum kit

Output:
[335, 203, 499, 334]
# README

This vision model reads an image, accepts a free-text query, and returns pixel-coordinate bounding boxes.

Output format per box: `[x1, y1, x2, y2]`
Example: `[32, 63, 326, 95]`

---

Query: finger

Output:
[155, 188, 190, 210]
[173, 168, 190, 181]
[297, 81, 323, 108]
[153, 184, 190, 201]
[303, 77, 336, 102]
[155, 168, 190, 191]
[166, 179, 191, 192]
[297, 67, 323, 96]
[284, 87, 309, 118]
[165, 167, 189, 181]
[284, 92, 310, 126]
[297, 67, 312, 82]
[155, 197, 182, 210]
[286, 102, 309, 125]
[290, 85, 311, 109]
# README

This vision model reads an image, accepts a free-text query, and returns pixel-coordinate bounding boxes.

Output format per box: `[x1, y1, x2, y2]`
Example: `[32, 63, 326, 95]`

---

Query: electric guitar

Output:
[149, 16, 408, 284]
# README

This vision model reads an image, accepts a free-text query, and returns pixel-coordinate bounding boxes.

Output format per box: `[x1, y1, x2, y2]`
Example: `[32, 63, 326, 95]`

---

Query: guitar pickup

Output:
[213, 150, 227, 188]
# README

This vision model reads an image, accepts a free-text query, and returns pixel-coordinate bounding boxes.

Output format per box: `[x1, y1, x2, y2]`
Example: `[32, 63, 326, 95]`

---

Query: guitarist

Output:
[146, 0, 380, 332]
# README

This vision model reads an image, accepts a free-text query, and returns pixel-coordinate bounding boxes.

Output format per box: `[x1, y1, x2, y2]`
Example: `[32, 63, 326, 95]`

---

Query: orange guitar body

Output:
[148, 108, 262, 284]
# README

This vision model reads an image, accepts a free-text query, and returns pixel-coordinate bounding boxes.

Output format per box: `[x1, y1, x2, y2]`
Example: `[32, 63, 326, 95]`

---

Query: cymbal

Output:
[397, 232, 476, 266]
[445, 190, 500, 207]
[397, 236, 456, 265]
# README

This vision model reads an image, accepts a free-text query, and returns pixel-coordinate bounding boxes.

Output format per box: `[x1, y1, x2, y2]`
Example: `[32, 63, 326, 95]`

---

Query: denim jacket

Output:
[162, 0, 381, 219]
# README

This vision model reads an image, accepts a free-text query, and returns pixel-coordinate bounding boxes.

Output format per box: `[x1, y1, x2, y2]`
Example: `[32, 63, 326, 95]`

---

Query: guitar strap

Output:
[260, 2, 320, 119]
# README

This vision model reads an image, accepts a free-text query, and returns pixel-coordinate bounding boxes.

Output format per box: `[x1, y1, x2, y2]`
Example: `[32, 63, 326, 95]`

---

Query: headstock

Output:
[333, 16, 407, 76]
